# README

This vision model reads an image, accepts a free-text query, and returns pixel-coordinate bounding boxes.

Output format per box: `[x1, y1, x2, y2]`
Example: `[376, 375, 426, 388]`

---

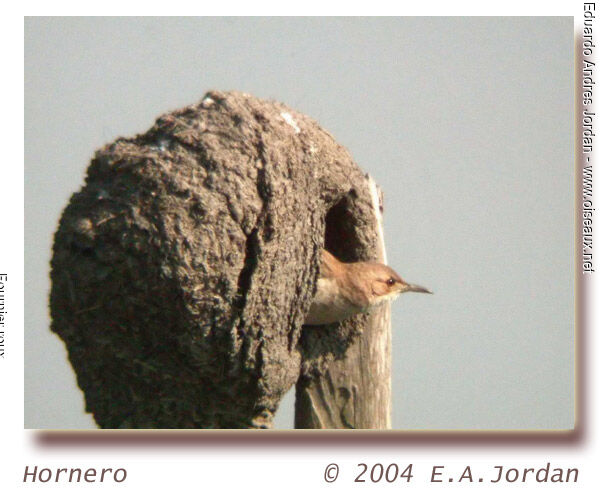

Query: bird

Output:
[304, 249, 432, 325]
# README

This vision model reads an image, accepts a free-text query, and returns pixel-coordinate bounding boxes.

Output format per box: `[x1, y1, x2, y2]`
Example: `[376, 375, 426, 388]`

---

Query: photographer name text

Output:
[583, 3, 596, 274]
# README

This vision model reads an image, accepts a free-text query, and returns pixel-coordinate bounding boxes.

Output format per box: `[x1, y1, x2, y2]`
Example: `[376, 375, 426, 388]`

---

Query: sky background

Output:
[25, 17, 574, 430]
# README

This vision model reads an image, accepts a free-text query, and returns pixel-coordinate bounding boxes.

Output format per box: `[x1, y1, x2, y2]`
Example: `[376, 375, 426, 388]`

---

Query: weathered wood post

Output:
[295, 179, 391, 429]
[50, 91, 390, 429]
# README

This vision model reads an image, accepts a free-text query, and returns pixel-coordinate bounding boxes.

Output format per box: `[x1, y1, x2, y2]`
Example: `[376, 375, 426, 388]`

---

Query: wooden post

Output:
[295, 176, 392, 429]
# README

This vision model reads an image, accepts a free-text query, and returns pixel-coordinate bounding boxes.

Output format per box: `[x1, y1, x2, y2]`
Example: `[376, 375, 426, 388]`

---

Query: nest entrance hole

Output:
[323, 192, 361, 262]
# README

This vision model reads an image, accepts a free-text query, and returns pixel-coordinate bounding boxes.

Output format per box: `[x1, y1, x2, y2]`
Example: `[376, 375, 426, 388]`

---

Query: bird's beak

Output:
[403, 283, 433, 294]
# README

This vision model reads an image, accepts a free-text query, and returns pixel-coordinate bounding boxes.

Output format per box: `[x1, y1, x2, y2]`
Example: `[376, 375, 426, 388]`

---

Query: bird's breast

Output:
[304, 277, 365, 325]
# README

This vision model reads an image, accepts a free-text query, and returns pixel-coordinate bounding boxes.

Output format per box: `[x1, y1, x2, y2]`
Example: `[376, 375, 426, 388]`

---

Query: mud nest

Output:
[50, 90, 382, 428]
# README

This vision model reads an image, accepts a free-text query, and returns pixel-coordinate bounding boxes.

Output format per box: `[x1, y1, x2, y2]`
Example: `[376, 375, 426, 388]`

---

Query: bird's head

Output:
[355, 262, 432, 307]
[306, 250, 432, 324]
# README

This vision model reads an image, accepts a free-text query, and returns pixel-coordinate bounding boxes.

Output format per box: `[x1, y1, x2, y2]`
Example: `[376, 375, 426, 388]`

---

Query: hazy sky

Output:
[25, 17, 574, 429]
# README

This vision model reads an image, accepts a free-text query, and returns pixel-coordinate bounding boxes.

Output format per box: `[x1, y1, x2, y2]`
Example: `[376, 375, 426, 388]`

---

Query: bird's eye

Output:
[387, 278, 396, 286]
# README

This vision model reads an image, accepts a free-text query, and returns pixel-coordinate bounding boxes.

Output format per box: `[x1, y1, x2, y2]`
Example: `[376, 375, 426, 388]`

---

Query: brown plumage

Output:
[305, 249, 431, 325]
